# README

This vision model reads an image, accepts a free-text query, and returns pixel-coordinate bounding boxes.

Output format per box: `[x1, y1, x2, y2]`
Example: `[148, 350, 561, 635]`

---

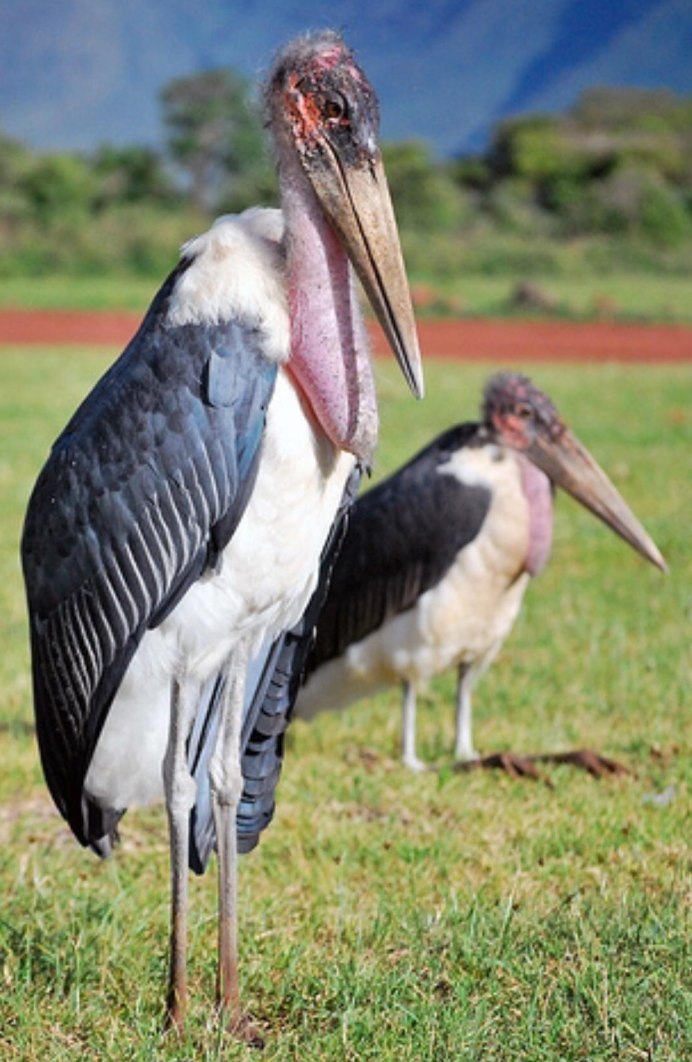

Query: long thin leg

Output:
[401, 679, 426, 772]
[454, 664, 479, 763]
[163, 671, 199, 1033]
[208, 637, 261, 1043]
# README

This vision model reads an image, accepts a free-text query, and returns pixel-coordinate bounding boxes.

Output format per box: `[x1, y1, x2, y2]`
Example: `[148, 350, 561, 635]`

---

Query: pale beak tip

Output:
[630, 532, 667, 573]
[652, 549, 669, 574]
[405, 339, 425, 400]
[639, 533, 668, 573]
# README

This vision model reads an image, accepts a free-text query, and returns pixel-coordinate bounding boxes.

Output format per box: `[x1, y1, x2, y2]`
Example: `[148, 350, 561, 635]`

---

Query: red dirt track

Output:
[0, 308, 691, 362]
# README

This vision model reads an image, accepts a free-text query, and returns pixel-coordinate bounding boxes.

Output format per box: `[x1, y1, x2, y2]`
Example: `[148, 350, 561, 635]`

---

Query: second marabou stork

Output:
[20, 30, 422, 1041]
[297, 373, 666, 775]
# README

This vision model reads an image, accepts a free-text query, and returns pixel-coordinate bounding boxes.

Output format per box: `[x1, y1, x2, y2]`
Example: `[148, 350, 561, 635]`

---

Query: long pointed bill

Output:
[309, 150, 424, 399]
[527, 429, 667, 572]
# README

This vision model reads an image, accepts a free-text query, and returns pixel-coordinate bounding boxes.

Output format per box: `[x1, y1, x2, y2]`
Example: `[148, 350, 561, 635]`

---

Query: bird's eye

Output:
[516, 404, 532, 419]
[323, 93, 347, 122]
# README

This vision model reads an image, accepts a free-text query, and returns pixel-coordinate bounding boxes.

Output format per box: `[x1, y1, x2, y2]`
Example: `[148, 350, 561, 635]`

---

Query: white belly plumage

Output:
[299, 564, 531, 718]
[85, 371, 355, 810]
[344, 563, 530, 692]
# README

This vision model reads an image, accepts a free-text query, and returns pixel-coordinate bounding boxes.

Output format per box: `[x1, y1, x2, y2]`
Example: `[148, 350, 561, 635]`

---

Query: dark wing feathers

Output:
[305, 423, 493, 673]
[21, 263, 278, 849]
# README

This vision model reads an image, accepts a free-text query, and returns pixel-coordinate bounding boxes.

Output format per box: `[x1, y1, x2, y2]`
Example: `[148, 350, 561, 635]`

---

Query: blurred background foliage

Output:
[2, 74, 692, 284]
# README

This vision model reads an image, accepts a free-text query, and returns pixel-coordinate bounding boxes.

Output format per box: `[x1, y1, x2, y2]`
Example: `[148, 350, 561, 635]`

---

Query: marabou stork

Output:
[297, 373, 666, 775]
[21, 31, 422, 1040]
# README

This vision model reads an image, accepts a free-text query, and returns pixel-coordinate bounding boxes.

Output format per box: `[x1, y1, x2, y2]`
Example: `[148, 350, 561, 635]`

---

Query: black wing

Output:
[21, 261, 278, 850]
[304, 423, 492, 674]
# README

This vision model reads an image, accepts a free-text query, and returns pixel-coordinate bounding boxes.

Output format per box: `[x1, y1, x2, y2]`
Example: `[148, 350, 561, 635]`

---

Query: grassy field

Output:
[3, 271, 692, 323]
[0, 351, 690, 1060]
[426, 272, 692, 323]
[0, 276, 158, 313]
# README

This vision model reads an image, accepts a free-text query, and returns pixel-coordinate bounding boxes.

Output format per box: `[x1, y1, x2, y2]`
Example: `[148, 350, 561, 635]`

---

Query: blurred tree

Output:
[572, 86, 689, 130]
[485, 86, 692, 242]
[382, 140, 465, 231]
[20, 153, 97, 224]
[588, 164, 691, 244]
[640, 181, 691, 245]
[447, 155, 491, 191]
[92, 145, 179, 208]
[2, 78, 692, 279]
[160, 68, 270, 213]
[0, 131, 33, 222]
[490, 115, 598, 185]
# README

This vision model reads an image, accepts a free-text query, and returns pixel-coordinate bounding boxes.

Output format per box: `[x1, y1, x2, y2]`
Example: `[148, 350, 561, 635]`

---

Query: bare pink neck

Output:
[280, 157, 378, 464]
[518, 456, 553, 576]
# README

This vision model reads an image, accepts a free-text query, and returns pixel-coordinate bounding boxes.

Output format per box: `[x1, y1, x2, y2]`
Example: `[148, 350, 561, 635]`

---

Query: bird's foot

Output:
[402, 754, 430, 773]
[454, 747, 480, 765]
[529, 748, 633, 778]
[223, 1008, 265, 1050]
[162, 1009, 185, 1041]
[454, 751, 553, 786]
[162, 986, 187, 1038]
[454, 747, 632, 784]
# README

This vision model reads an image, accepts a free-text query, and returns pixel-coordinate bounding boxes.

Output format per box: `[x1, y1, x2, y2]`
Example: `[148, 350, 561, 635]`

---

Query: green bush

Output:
[0, 204, 205, 278]
[2, 81, 692, 283]
[20, 154, 97, 224]
[582, 165, 692, 245]
[382, 141, 467, 231]
[640, 183, 691, 246]
[484, 177, 556, 236]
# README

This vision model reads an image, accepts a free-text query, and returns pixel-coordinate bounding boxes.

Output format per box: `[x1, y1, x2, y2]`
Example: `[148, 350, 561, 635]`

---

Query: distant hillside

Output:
[2, 0, 692, 158]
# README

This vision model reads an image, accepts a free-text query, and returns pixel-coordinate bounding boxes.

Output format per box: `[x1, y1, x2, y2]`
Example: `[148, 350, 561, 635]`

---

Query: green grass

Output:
[414, 271, 692, 323]
[0, 276, 158, 313]
[0, 351, 690, 1060]
[4, 270, 692, 322]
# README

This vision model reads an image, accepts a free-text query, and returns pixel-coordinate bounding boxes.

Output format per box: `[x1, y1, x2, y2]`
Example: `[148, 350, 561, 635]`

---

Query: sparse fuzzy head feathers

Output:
[483, 373, 565, 446]
[262, 29, 378, 157]
[264, 29, 352, 106]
